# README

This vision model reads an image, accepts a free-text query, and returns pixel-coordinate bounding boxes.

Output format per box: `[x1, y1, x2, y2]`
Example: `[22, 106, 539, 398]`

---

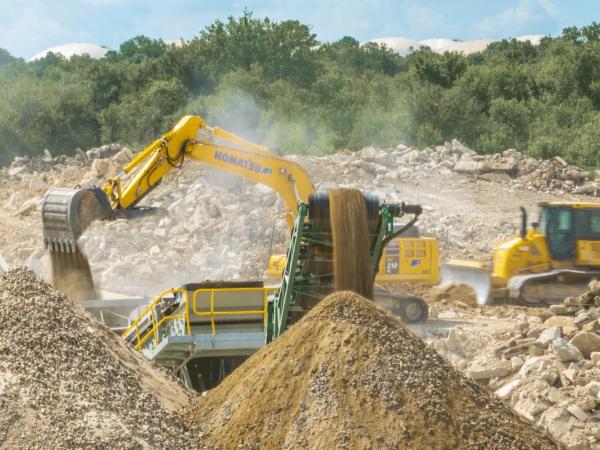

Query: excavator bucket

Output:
[41, 187, 111, 252]
[441, 260, 492, 305]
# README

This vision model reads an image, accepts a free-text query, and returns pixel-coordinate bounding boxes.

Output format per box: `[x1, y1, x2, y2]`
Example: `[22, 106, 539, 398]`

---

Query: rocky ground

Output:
[3, 139, 600, 447]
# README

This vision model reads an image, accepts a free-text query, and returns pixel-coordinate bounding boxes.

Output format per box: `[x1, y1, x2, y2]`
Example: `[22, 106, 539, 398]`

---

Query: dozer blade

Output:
[441, 260, 492, 305]
[42, 187, 111, 252]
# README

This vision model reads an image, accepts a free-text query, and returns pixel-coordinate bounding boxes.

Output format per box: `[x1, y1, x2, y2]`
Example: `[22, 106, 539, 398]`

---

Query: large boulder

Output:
[551, 338, 582, 361]
[536, 327, 561, 349]
[570, 332, 600, 357]
[542, 316, 574, 328]
[373, 151, 395, 166]
[358, 147, 377, 162]
[453, 161, 478, 173]
[91, 159, 111, 177]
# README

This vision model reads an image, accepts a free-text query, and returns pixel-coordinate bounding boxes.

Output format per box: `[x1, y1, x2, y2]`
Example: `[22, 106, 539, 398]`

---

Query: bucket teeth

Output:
[42, 187, 109, 253]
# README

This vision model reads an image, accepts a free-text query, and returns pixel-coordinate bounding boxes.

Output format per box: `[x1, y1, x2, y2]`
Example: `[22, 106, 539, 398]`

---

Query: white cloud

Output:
[474, 0, 562, 37]
[0, 2, 96, 59]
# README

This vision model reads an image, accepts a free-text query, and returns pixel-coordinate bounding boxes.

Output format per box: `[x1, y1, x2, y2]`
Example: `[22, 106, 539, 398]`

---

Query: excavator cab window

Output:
[577, 209, 600, 240]
[540, 206, 575, 260]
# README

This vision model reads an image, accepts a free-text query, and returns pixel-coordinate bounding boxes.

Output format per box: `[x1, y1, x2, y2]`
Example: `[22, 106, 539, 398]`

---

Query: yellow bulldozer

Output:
[41, 115, 438, 323]
[444, 202, 600, 305]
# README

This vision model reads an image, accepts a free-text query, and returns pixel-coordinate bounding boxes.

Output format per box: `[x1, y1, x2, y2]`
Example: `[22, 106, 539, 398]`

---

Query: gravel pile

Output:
[0, 267, 194, 449]
[180, 291, 561, 449]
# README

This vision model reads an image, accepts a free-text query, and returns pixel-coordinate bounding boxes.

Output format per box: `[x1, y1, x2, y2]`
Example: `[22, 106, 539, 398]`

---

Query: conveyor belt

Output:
[289, 192, 380, 325]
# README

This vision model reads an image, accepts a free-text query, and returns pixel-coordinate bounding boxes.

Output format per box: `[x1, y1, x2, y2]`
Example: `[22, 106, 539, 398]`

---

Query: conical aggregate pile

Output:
[0, 268, 194, 449]
[179, 291, 562, 449]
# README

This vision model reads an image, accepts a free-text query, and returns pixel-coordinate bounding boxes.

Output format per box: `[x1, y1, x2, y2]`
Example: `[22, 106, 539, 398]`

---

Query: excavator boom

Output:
[42, 116, 316, 252]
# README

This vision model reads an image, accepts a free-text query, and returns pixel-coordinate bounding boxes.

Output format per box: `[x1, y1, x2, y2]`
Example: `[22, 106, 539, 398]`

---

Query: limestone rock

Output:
[358, 147, 377, 162]
[91, 159, 110, 177]
[496, 379, 521, 400]
[582, 320, 600, 333]
[564, 297, 579, 307]
[74, 148, 87, 161]
[543, 316, 574, 328]
[551, 337, 582, 361]
[536, 327, 562, 349]
[453, 161, 478, 173]
[468, 365, 511, 380]
[570, 332, 600, 357]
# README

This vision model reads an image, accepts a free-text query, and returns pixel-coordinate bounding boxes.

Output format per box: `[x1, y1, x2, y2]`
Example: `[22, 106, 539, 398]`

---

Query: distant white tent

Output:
[420, 38, 457, 53]
[515, 35, 545, 45]
[445, 39, 497, 55]
[360, 37, 422, 57]
[29, 43, 111, 62]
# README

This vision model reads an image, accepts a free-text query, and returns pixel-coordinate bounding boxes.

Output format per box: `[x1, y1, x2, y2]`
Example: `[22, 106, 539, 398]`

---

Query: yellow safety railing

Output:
[121, 286, 279, 352]
[121, 289, 190, 351]
[192, 287, 279, 334]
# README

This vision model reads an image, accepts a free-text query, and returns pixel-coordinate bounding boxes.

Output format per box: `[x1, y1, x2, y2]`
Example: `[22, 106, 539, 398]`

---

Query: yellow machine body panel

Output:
[268, 237, 439, 283]
[492, 232, 552, 283]
[267, 254, 287, 279]
[376, 237, 439, 283]
[577, 241, 600, 266]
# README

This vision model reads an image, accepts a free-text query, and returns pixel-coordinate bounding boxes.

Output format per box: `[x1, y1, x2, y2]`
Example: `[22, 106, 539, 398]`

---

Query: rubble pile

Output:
[1, 143, 130, 214]
[326, 140, 599, 197]
[425, 281, 600, 449]
[0, 268, 194, 448]
[0, 136, 595, 298]
[180, 291, 561, 449]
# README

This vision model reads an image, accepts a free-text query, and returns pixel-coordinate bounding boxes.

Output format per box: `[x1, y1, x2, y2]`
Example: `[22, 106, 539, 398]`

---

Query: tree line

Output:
[2, 11, 600, 171]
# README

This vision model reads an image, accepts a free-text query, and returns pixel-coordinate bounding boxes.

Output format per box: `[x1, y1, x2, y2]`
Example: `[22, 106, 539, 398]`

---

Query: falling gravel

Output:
[0, 268, 195, 449]
[330, 188, 374, 300]
[180, 291, 563, 449]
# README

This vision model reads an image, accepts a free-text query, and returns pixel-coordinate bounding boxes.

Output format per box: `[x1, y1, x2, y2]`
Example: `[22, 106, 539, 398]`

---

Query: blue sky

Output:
[0, 0, 598, 60]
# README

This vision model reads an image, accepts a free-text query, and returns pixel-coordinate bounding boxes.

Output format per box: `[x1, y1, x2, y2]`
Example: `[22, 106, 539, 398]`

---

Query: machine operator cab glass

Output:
[539, 204, 600, 260]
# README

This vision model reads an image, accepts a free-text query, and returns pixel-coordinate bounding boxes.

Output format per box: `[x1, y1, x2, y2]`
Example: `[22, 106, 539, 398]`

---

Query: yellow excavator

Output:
[41, 115, 438, 322]
[444, 202, 600, 305]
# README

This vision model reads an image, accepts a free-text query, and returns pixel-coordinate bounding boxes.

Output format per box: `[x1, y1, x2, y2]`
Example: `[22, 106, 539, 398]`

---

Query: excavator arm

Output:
[42, 115, 316, 252]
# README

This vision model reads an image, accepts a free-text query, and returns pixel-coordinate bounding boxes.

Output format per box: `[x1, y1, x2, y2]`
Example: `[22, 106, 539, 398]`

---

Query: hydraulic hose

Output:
[374, 206, 422, 276]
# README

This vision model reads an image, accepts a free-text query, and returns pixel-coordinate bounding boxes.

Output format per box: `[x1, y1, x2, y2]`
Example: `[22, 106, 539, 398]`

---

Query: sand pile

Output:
[330, 188, 373, 300]
[179, 291, 561, 449]
[425, 282, 478, 306]
[0, 268, 194, 449]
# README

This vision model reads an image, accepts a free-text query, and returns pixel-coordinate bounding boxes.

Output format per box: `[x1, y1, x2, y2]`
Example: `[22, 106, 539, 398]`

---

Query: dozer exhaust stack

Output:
[42, 187, 165, 252]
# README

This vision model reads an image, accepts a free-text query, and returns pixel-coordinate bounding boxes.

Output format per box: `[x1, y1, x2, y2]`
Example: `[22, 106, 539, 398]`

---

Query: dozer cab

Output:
[443, 202, 600, 305]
